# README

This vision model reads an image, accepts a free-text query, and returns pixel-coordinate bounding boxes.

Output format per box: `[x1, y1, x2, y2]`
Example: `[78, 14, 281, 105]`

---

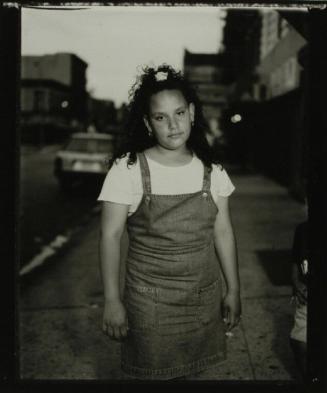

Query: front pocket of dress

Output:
[124, 285, 157, 331]
[198, 279, 221, 325]
[157, 287, 200, 336]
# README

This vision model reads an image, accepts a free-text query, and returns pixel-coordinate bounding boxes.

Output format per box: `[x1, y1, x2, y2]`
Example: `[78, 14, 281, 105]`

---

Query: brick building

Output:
[21, 53, 88, 143]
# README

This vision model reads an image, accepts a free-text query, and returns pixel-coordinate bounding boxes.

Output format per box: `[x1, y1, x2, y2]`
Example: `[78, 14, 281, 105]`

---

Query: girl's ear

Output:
[143, 116, 152, 133]
[189, 103, 195, 123]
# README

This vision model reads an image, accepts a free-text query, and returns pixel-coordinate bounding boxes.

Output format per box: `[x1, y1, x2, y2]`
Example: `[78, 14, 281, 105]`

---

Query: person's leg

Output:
[290, 303, 307, 380]
[290, 337, 307, 380]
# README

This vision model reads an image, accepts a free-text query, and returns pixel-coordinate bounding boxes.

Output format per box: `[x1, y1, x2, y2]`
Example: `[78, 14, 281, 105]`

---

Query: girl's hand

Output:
[222, 290, 242, 331]
[102, 299, 128, 340]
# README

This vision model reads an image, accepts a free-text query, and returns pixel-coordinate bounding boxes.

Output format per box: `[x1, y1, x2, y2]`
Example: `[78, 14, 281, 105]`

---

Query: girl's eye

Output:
[177, 110, 185, 116]
[154, 116, 164, 121]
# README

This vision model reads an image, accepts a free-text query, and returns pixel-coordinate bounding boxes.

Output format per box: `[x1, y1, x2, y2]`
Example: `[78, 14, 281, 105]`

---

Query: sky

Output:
[22, 6, 226, 107]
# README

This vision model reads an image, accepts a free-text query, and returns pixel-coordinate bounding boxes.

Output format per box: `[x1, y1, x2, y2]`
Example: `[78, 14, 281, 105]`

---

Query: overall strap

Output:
[202, 165, 212, 192]
[137, 152, 152, 194]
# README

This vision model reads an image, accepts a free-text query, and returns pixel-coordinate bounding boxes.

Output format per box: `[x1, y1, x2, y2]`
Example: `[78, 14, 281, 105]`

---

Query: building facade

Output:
[183, 50, 227, 144]
[222, 9, 262, 101]
[21, 53, 88, 142]
[258, 10, 306, 100]
[87, 96, 117, 134]
[221, 9, 308, 199]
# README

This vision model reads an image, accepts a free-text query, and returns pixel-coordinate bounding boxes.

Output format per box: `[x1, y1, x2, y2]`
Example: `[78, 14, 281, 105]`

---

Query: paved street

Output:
[20, 144, 101, 267]
[19, 167, 306, 381]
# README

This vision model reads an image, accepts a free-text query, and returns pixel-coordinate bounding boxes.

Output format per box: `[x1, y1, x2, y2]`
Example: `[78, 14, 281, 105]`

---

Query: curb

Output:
[19, 203, 102, 278]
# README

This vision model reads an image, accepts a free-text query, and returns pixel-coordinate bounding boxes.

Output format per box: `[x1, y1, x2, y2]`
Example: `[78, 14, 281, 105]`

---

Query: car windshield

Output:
[65, 138, 113, 154]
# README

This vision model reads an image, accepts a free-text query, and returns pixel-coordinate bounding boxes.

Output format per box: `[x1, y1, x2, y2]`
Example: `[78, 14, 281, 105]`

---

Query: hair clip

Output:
[155, 71, 168, 82]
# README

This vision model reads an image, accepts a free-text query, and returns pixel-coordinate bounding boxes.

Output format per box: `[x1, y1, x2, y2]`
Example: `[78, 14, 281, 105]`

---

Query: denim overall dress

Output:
[121, 153, 226, 379]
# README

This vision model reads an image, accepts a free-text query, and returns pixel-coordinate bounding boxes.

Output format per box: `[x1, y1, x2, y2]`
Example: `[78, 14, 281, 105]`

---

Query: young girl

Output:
[98, 65, 241, 380]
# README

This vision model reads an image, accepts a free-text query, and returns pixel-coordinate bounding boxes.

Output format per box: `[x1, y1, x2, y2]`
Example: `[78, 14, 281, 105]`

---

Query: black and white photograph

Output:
[3, 2, 324, 389]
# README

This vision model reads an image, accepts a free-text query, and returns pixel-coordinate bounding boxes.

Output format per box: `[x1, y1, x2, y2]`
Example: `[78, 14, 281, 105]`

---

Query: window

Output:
[34, 90, 46, 112]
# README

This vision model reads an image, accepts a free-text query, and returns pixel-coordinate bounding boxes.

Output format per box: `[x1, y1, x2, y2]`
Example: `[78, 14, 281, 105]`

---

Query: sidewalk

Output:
[19, 169, 306, 381]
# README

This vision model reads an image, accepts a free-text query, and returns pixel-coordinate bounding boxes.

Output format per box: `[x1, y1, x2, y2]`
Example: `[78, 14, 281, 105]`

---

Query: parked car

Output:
[54, 132, 114, 190]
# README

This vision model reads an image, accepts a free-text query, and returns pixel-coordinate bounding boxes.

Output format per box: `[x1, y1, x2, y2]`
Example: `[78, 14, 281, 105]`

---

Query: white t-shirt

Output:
[98, 154, 235, 215]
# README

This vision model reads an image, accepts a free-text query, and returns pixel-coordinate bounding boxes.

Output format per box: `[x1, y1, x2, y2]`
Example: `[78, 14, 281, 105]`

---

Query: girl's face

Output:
[144, 89, 195, 152]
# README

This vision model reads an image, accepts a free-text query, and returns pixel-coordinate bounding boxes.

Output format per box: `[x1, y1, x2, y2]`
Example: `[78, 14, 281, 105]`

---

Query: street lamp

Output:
[61, 100, 69, 109]
[231, 114, 242, 123]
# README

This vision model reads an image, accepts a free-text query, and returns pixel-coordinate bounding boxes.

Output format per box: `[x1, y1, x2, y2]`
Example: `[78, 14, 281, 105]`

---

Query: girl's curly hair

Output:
[109, 64, 221, 170]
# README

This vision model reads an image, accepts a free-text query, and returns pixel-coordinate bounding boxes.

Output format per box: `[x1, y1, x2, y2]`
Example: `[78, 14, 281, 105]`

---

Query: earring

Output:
[148, 129, 153, 137]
